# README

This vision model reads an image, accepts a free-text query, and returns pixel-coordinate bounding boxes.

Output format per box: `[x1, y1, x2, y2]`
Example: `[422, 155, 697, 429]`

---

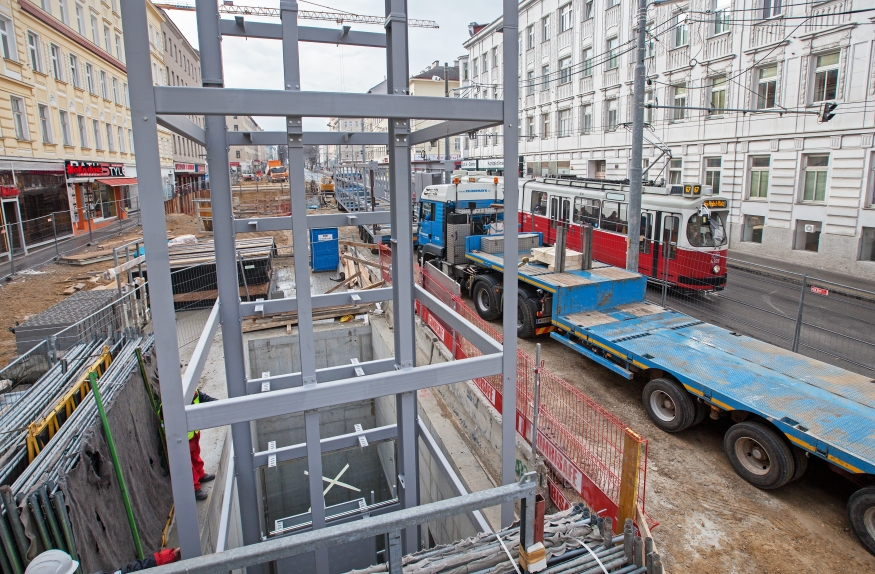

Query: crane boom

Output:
[153, 2, 439, 28]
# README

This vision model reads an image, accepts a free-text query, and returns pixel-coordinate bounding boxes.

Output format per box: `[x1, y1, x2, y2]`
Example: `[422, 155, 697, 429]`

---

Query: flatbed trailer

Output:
[463, 236, 875, 554]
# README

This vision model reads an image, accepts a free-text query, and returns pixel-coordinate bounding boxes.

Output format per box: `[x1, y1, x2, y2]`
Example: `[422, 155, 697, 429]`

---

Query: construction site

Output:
[0, 1, 874, 574]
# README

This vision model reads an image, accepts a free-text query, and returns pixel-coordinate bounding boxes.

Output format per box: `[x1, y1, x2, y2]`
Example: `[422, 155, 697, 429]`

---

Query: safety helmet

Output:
[24, 550, 79, 574]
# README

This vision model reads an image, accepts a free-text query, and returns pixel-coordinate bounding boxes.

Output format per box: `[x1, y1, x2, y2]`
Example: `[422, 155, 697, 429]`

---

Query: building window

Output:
[584, 0, 594, 19]
[541, 113, 550, 138]
[90, 14, 99, 45]
[542, 16, 550, 42]
[492, 47, 498, 68]
[38, 104, 52, 143]
[581, 104, 592, 133]
[802, 154, 829, 202]
[526, 70, 535, 95]
[705, 158, 721, 194]
[541, 64, 550, 91]
[235, 150, 241, 159]
[860, 228, 875, 261]
[27, 32, 41, 72]
[0, 17, 16, 61]
[92, 118, 102, 149]
[527, 25, 534, 50]
[582, 48, 593, 77]
[742, 215, 765, 243]
[50, 44, 62, 80]
[674, 13, 689, 47]
[756, 65, 777, 109]
[462, 61, 468, 80]
[233, 124, 239, 131]
[75, 3, 85, 35]
[472, 57, 478, 77]
[606, 99, 618, 131]
[100, 70, 108, 99]
[672, 83, 686, 120]
[558, 108, 571, 137]
[69, 54, 80, 89]
[85, 63, 95, 94]
[794, 220, 821, 252]
[77, 114, 88, 147]
[105, 122, 114, 151]
[59, 110, 72, 146]
[710, 76, 726, 113]
[762, 0, 782, 19]
[112, 77, 119, 104]
[115, 34, 123, 61]
[559, 57, 572, 85]
[10, 96, 27, 140]
[749, 156, 770, 198]
[812, 52, 839, 103]
[668, 159, 683, 184]
[526, 116, 535, 138]
[713, 0, 731, 34]
[103, 24, 111, 53]
[607, 37, 618, 70]
[58, 0, 69, 25]
[128, 129, 133, 153]
[560, 4, 573, 32]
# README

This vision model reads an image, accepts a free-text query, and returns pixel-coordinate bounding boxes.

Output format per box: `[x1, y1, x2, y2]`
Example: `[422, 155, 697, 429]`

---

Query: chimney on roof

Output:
[453, 59, 459, 68]
[432, 60, 440, 69]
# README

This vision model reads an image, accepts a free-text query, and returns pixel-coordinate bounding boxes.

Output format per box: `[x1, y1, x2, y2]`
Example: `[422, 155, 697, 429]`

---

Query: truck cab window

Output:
[420, 202, 434, 221]
[687, 211, 727, 247]
[601, 201, 628, 233]
[531, 191, 548, 215]
[573, 197, 600, 227]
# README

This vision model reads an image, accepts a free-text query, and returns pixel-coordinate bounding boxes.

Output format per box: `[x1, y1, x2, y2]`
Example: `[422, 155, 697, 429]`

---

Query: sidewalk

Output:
[727, 250, 875, 298]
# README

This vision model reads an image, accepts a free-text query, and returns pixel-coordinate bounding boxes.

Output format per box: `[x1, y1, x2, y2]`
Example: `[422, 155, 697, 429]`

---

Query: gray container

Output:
[15, 290, 118, 354]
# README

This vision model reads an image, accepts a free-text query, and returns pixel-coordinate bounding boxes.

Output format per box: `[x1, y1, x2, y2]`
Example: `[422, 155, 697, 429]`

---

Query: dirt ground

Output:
[517, 335, 875, 574]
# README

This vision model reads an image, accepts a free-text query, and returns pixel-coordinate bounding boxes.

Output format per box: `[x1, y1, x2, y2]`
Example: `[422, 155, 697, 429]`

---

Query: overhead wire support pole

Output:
[119, 0, 201, 559]
[626, 0, 647, 273]
[500, 0, 520, 529]
[192, 0, 265, 569]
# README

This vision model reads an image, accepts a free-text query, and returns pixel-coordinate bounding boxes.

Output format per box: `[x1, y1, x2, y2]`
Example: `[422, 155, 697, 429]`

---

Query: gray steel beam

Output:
[141, 477, 536, 574]
[500, 0, 520, 529]
[157, 115, 206, 146]
[232, 210, 390, 233]
[384, 0, 418, 554]
[227, 131, 389, 147]
[181, 298, 220, 404]
[220, 19, 387, 48]
[239, 287, 392, 317]
[408, 120, 499, 146]
[253, 425, 397, 467]
[153, 86, 504, 121]
[193, 0, 265, 566]
[120, 0, 201, 559]
[185, 353, 503, 431]
[245, 358, 397, 394]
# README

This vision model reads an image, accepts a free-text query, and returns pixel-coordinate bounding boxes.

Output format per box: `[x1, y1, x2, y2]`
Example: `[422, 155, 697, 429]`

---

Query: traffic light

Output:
[819, 102, 837, 122]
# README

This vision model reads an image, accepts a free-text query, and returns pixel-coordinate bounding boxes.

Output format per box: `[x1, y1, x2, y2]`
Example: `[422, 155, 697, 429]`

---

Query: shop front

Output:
[174, 163, 207, 194]
[0, 160, 70, 255]
[64, 161, 138, 236]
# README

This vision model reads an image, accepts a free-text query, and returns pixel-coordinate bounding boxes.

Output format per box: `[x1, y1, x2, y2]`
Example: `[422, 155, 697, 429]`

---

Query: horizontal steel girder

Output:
[252, 424, 397, 467]
[232, 211, 391, 233]
[239, 287, 392, 317]
[245, 358, 398, 394]
[157, 115, 207, 146]
[221, 19, 387, 48]
[185, 353, 502, 431]
[153, 86, 504, 121]
[407, 120, 500, 146]
[227, 131, 390, 147]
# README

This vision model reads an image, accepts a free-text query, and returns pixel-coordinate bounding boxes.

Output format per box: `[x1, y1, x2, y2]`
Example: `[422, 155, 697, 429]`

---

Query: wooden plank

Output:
[617, 429, 643, 536]
[341, 253, 382, 270]
[324, 272, 361, 294]
[564, 310, 617, 328]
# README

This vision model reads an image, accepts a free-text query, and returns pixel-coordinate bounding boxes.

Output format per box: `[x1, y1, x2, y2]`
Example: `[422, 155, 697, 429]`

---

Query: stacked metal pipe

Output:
[0, 336, 153, 573]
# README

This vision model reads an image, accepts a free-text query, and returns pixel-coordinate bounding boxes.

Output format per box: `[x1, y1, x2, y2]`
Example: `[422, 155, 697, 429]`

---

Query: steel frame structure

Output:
[121, 0, 519, 572]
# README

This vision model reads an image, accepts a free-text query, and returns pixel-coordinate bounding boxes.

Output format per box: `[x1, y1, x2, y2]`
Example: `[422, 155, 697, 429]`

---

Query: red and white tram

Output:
[516, 177, 730, 290]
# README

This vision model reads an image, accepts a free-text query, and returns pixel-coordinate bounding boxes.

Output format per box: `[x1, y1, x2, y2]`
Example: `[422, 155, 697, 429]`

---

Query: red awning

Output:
[95, 177, 138, 186]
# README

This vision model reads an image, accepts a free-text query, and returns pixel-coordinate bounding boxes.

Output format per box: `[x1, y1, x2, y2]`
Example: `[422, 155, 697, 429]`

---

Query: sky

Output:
[165, 0, 504, 132]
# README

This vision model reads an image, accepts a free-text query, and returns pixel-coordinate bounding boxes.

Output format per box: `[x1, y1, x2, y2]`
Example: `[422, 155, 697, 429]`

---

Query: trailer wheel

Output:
[472, 277, 501, 321]
[723, 422, 795, 490]
[517, 296, 537, 339]
[692, 400, 710, 426]
[848, 487, 875, 556]
[641, 378, 696, 432]
[790, 447, 809, 482]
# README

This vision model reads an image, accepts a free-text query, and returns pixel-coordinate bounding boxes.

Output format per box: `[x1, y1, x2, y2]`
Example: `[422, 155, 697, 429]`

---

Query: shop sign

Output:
[65, 160, 125, 178]
[0, 186, 19, 197]
[175, 163, 196, 172]
[229, 162, 241, 167]
[481, 158, 503, 169]
[461, 160, 477, 169]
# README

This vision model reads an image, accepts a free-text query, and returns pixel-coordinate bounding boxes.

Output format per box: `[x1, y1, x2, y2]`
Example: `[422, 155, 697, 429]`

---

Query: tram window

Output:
[550, 197, 560, 220]
[662, 215, 679, 260]
[531, 191, 548, 215]
[601, 201, 628, 233]
[561, 199, 571, 222]
[639, 212, 653, 254]
[573, 197, 600, 227]
[687, 211, 727, 247]
[420, 202, 434, 221]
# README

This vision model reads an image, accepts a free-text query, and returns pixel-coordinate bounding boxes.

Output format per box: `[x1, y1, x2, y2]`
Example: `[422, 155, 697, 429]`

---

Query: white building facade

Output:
[465, 0, 875, 278]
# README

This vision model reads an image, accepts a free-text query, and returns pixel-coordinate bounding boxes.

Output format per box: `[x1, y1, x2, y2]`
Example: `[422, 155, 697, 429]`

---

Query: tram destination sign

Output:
[703, 199, 727, 208]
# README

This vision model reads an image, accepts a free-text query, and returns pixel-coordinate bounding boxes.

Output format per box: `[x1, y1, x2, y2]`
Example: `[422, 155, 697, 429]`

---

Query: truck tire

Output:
[790, 447, 809, 482]
[723, 421, 795, 490]
[642, 378, 696, 432]
[472, 277, 501, 321]
[517, 296, 537, 339]
[848, 487, 875, 556]
[692, 400, 710, 426]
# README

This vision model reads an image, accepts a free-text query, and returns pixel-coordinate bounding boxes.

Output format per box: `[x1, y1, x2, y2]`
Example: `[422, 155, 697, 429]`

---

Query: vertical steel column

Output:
[626, 0, 647, 272]
[384, 0, 418, 554]
[119, 0, 200, 558]
[500, 0, 520, 528]
[192, 0, 265, 566]
[281, 3, 328, 572]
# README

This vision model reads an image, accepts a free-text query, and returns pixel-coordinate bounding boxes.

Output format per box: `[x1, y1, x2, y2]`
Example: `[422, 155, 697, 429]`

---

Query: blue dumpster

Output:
[309, 227, 339, 272]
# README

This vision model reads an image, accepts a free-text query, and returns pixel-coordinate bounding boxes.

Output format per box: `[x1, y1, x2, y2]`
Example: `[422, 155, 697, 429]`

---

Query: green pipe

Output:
[27, 494, 53, 551]
[0, 532, 13, 574]
[89, 372, 144, 560]
[135, 347, 169, 467]
[0, 501, 22, 574]
[51, 492, 83, 574]
[38, 487, 66, 554]
[1, 489, 30, 565]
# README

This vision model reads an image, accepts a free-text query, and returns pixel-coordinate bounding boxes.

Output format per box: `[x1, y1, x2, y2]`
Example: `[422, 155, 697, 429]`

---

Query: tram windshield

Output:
[687, 211, 727, 247]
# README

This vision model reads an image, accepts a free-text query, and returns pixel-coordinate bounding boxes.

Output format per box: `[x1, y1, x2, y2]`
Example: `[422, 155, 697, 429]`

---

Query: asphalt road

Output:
[644, 266, 875, 377]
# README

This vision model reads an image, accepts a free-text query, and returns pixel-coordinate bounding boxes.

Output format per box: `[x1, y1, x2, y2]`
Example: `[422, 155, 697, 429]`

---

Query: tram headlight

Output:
[712, 265, 721, 274]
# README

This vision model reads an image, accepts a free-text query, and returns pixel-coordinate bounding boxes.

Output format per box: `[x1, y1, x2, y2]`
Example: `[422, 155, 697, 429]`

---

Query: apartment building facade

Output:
[159, 6, 205, 192]
[227, 114, 266, 177]
[465, 0, 875, 278]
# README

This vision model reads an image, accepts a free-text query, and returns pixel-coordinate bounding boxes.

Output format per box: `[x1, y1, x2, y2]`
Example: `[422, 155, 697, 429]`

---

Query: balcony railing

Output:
[749, 18, 786, 48]
[581, 19, 593, 40]
[557, 81, 573, 100]
[667, 45, 690, 70]
[539, 90, 552, 104]
[525, 94, 536, 108]
[580, 76, 594, 93]
[557, 29, 573, 50]
[705, 33, 731, 60]
[605, 5, 620, 29]
[807, 0, 852, 31]
[604, 68, 619, 87]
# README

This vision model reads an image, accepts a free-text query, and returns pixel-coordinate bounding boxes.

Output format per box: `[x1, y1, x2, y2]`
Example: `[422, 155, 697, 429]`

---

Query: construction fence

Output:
[377, 246, 652, 530]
